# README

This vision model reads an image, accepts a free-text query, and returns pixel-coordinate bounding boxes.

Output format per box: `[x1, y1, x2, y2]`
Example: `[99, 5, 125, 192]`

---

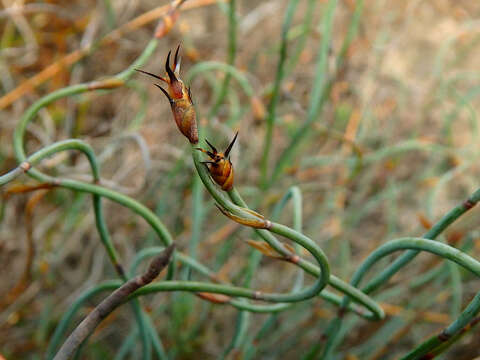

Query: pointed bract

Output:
[224, 132, 238, 158]
[165, 50, 178, 83]
[174, 44, 181, 74]
[135, 69, 168, 83]
[154, 84, 174, 104]
[136, 45, 198, 143]
[205, 139, 218, 153]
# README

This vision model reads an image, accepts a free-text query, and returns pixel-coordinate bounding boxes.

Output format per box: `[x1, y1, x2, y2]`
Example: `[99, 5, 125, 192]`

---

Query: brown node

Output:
[464, 199, 476, 210]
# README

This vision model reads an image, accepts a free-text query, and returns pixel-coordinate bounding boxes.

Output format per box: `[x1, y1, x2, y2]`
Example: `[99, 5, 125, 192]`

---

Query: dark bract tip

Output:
[224, 132, 238, 158]
[165, 50, 177, 82]
[205, 139, 218, 153]
[154, 84, 174, 104]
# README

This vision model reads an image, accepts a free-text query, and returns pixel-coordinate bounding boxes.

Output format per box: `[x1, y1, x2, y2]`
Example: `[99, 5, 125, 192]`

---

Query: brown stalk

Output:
[53, 244, 175, 360]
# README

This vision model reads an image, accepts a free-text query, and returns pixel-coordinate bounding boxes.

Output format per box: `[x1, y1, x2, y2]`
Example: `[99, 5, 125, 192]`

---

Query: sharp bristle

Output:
[187, 86, 193, 103]
[205, 139, 218, 153]
[224, 132, 238, 157]
[154, 84, 174, 104]
[165, 50, 178, 82]
[174, 44, 181, 72]
[135, 69, 167, 82]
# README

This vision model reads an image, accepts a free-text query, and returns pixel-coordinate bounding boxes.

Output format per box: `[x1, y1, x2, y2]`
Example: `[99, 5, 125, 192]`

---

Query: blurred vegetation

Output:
[1, 0, 480, 359]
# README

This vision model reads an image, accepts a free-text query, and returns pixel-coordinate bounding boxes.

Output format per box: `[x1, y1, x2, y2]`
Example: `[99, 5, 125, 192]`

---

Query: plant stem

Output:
[260, 0, 300, 188]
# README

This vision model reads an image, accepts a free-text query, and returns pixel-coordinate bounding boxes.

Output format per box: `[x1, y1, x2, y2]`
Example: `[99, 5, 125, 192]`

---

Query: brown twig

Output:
[53, 244, 175, 360]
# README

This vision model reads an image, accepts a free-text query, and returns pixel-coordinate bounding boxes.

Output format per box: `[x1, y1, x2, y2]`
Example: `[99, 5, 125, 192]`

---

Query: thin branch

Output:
[53, 244, 175, 360]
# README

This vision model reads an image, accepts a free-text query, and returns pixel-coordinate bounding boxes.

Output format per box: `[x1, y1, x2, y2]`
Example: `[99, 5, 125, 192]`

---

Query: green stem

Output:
[269, 0, 338, 186]
[187, 61, 254, 97]
[260, 0, 300, 188]
[322, 235, 480, 359]
[365, 188, 480, 295]
[1, 139, 99, 185]
[321, 186, 480, 358]
[400, 297, 480, 360]
[228, 187, 382, 319]
[12, 39, 160, 360]
[192, 142, 383, 319]
[285, 0, 317, 75]
[208, 0, 237, 119]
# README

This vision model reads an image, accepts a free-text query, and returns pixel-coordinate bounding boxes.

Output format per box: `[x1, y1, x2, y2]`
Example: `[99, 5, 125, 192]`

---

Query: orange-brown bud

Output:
[136, 45, 198, 144]
[197, 133, 238, 191]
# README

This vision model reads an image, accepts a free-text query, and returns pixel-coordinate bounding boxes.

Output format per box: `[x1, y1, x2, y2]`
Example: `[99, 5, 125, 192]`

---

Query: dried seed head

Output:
[136, 45, 198, 144]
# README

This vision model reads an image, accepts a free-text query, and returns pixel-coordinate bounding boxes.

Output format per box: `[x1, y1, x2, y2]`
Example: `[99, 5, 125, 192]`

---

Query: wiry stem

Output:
[191, 142, 383, 319]
[9, 39, 161, 360]
[321, 187, 480, 359]
[260, 0, 300, 188]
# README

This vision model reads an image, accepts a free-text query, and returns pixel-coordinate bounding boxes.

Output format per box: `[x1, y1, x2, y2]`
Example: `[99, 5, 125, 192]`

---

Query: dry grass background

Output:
[1, 0, 480, 359]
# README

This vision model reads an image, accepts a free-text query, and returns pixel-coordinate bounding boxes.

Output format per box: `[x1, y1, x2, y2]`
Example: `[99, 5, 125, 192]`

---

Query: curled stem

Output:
[192, 142, 383, 319]
[321, 186, 480, 358]
[10, 39, 161, 360]
[324, 237, 480, 359]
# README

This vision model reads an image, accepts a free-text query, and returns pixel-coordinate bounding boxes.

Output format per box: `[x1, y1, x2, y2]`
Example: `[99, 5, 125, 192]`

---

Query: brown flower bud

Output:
[136, 45, 198, 144]
[196, 133, 238, 191]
